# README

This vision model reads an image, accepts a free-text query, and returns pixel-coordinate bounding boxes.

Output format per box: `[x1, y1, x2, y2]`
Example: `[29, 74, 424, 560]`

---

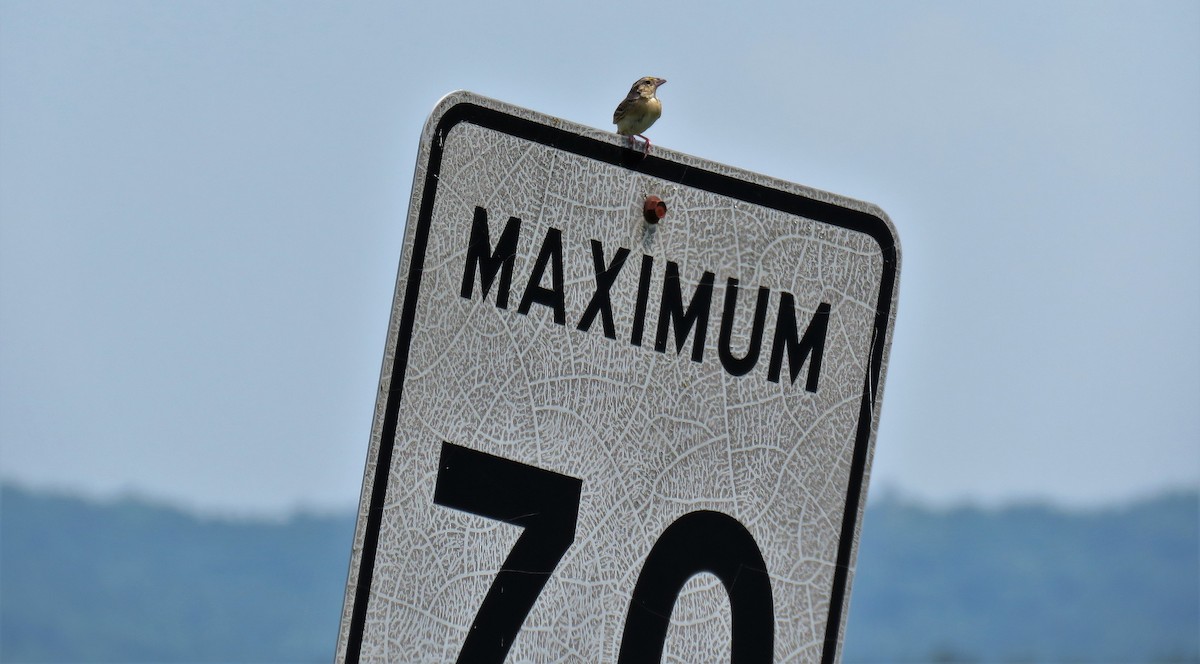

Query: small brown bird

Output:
[613, 76, 666, 154]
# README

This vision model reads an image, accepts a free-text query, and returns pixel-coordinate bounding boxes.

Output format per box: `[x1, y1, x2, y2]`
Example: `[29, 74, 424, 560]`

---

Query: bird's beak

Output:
[655, 78, 667, 87]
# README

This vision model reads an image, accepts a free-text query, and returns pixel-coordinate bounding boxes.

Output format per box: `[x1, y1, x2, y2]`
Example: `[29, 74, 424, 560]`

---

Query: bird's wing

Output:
[612, 90, 640, 124]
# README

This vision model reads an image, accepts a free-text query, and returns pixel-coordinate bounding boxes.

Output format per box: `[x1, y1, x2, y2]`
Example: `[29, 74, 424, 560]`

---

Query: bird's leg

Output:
[637, 134, 652, 156]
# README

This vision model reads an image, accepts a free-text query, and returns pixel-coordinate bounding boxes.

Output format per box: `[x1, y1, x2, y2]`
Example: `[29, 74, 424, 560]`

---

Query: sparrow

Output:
[613, 76, 666, 154]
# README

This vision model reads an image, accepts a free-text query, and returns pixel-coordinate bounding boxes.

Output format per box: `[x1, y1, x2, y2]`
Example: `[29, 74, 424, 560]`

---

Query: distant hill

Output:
[0, 485, 354, 663]
[844, 492, 1200, 663]
[1, 484, 1196, 663]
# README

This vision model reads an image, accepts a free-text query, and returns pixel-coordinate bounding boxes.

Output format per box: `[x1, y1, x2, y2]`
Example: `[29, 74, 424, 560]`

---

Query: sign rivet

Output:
[643, 196, 668, 223]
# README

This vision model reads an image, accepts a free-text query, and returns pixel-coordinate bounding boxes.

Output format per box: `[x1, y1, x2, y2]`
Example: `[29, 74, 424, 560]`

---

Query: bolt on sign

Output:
[336, 91, 900, 664]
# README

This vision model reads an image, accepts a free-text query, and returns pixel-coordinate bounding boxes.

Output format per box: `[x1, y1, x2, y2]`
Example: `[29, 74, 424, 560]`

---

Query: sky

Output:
[1, 1, 1197, 516]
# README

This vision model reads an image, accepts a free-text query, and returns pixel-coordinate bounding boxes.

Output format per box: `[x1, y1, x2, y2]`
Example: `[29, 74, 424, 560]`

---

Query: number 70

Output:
[433, 442, 775, 662]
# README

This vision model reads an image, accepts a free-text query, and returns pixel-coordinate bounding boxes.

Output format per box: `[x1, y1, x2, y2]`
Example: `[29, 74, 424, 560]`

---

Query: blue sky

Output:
[1, 0, 1197, 515]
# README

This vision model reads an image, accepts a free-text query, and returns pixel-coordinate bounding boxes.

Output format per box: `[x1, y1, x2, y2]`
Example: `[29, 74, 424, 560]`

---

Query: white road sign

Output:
[336, 91, 900, 663]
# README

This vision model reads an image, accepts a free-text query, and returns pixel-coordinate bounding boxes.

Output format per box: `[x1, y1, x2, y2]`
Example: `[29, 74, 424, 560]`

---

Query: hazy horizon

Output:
[4, 475, 1196, 521]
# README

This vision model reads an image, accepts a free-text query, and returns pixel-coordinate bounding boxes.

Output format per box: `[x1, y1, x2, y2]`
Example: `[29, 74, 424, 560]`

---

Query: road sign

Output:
[336, 91, 900, 663]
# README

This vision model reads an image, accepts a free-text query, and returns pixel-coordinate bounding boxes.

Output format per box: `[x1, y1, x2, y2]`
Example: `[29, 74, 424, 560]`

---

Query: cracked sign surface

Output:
[337, 92, 900, 664]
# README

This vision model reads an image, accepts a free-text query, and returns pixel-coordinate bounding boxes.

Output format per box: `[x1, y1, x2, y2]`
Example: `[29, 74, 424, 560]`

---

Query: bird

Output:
[613, 76, 666, 154]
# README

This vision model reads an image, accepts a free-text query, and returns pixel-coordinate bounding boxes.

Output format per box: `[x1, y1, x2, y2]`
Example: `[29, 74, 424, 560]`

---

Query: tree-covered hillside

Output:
[1, 484, 1196, 662]
[844, 492, 1200, 663]
[0, 486, 354, 662]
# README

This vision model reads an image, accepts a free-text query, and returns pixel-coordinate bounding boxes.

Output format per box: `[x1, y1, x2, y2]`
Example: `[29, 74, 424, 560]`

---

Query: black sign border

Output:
[344, 100, 900, 664]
